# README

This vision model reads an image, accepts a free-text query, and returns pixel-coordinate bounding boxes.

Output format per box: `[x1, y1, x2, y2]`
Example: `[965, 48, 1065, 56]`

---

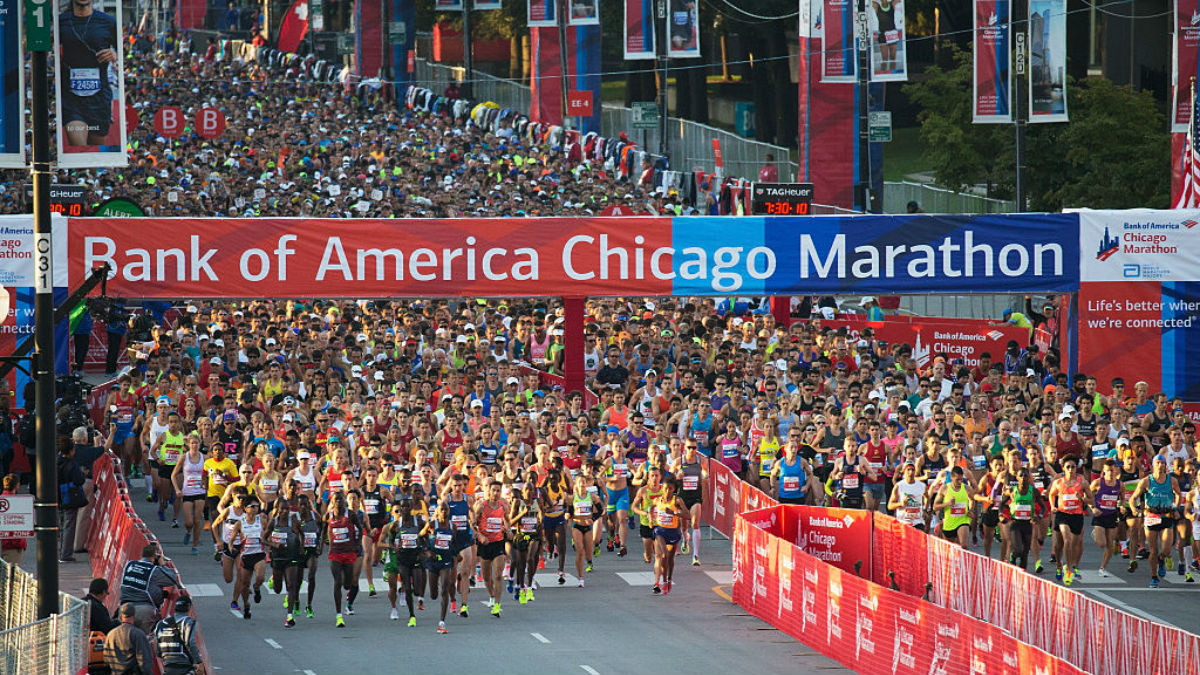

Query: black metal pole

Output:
[557, 0, 569, 128]
[656, 0, 667, 157]
[462, 0, 473, 98]
[1013, 0, 1025, 212]
[30, 47, 58, 620]
[855, 0, 870, 212]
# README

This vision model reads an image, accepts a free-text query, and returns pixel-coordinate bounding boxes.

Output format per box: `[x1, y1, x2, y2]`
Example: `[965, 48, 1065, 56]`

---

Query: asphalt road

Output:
[125, 488, 848, 675]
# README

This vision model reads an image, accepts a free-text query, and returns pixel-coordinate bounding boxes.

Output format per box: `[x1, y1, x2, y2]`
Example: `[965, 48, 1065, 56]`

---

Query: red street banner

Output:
[528, 0, 556, 27]
[277, 0, 310, 54]
[973, 0, 1012, 123]
[1174, 0, 1200, 132]
[623, 0, 655, 60]
[821, 0, 856, 82]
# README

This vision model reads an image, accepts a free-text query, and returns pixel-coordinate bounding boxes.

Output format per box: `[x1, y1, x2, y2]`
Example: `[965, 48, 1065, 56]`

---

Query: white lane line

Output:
[302, 670, 317, 675]
[1090, 586, 1199, 593]
[1086, 590, 1175, 624]
[229, 609, 243, 619]
[530, 632, 551, 643]
[265, 638, 283, 649]
[616, 571, 655, 586]
[534, 572, 579, 587]
[186, 583, 224, 597]
[705, 571, 733, 585]
[580, 666, 600, 675]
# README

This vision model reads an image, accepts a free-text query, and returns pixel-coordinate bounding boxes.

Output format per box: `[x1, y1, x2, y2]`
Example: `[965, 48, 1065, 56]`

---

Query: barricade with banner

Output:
[820, 315, 1029, 369]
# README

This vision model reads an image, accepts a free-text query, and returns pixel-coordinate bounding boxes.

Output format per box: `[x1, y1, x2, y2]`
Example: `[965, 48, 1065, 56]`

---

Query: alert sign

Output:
[153, 106, 185, 139]
[195, 107, 227, 139]
[0, 494, 33, 538]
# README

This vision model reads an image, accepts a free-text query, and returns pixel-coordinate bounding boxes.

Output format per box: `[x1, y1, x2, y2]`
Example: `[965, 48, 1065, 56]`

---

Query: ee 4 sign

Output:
[195, 107, 227, 139]
[567, 90, 593, 117]
[153, 106, 185, 139]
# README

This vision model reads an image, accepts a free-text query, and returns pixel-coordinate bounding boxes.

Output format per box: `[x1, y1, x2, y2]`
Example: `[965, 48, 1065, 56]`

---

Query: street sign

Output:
[388, 21, 407, 43]
[24, 0, 52, 52]
[337, 33, 354, 55]
[567, 90, 593, 117]
[868, 110, 892, 143]
[93, 198, 146, 218]
[631, 101, 658, 129]
[1015, 33, 1027, 75]
[0, 494, 33, 538]
[311, 0, 325, 31]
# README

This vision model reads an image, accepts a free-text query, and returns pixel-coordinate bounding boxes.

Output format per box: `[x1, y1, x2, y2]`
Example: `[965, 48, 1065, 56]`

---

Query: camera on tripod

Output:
[55, 373, 93, 436]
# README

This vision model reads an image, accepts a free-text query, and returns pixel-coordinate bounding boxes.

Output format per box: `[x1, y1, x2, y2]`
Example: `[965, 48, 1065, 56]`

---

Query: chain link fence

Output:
[0, 559, 90, 675]
[883, 181, 1015, 214]
[414, 59, 532, 117]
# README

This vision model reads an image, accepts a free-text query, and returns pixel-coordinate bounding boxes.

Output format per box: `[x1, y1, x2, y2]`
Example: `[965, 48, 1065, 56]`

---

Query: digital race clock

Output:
[750, 182, 814, 216]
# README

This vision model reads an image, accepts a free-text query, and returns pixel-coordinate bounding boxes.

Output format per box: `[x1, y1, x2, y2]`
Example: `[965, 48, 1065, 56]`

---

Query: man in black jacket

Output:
[86, 577, 120, 634]
[57, 440, 88, 562]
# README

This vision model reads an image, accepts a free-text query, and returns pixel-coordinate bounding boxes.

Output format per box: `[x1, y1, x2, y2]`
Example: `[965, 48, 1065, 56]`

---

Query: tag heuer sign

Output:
[750, 183, 814, 216]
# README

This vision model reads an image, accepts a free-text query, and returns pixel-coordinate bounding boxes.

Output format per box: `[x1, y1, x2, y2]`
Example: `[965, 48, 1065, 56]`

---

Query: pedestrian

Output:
[118, 544, 180, 635]
[57, 438, 89, 562]
[758, 153, 779, 183]
[153, 595, 204, 675]
[906, 200, 923, 213]
[86, 578, 120, 634]
[1, 473, 27, 563]
[103, 603, 154, 675]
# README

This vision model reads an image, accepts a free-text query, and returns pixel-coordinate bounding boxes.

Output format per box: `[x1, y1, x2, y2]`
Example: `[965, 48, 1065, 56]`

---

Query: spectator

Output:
[906, 200, 923, 213]
[71, 303, 94, 373]
[859, 296, 885, 322]
[103, 604, 154, 675]
[56, 438, 89, 563]
[154, 595, 204, 675]
[118, 544, 180, 635]
[104, 299, 128, 376]
[758, 153, 779, 182]
[86, 578, 120, 634]
[72, 426, 106, 555]
[0, 473, 25, 564]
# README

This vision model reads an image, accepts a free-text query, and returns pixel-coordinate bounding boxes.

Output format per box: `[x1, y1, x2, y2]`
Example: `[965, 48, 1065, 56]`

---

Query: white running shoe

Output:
[578, 579, 585, 588]
[1097, 568, 1110, 578]
[390, 608, 400, 620]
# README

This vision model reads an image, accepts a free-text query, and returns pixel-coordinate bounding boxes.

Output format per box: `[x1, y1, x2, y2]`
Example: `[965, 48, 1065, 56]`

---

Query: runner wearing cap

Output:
[203, 442, 238, 529]
[1130, 455, 1182, 588]
[141, 396, 174, 499]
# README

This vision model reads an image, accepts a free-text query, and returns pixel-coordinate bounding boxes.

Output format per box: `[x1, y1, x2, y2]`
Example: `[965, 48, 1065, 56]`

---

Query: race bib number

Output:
[259, 479, 278, 494]
[364, 498, 380, 514]
[269, 531, 287, 546]
[950, 503, 967, 517]
[485, 517, 503, 533]
[451, 514, 468, 530]
[683, 476, 700, 491]
[884, 29, 900, 42]
[69, 68, 102, 96]
[615, 462, 629, 476]
[212, 473, 228, 486]
[1013, 505, 1032, 521]
[118, 412, 133, 424]
[1034, 480, 1044, 491]
[843, 474, 860, 489]
[656, 509, 677, 528]
[782, 477, 800, 492]
[722, 444, 739, 459]
[694, 430, 709, 446]
[1092, 445, 1109, 459]
[972, 455, 987, 470]
[1061, 494, 1080, 511]
[1100, 494, 1118, 510]
[163, 448, 180, 464]
[576, 502, 592, 517]
[400, 533, 419, 549]
[673, 11, 688, 25]
[184, 475, 202, 490]
[331, 526, 350, 544]
[303, 532, 318, 548]
[1144, 513, 1163, 527]
[435, 532, 452, 549]
[329, 479, 343, 492]
[901, 506, 922, 523]
[520, 517, 538, 533]
[868, 461, 884, 472]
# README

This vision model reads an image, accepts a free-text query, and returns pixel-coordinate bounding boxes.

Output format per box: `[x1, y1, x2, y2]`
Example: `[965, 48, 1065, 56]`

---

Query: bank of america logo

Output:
[1183, 219, 1198, 229]
[1096, 227, 1119, 261]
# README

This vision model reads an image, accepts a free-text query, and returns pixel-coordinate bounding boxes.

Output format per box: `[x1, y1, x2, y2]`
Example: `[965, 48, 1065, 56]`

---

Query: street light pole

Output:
[855, 0, 871, 213]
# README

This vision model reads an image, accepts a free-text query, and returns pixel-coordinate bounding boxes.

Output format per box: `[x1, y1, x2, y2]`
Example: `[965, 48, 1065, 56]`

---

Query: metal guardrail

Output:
[0, 559, 89, 675]
[414, 59, 532, 117]
[883, 180, 1015, 214]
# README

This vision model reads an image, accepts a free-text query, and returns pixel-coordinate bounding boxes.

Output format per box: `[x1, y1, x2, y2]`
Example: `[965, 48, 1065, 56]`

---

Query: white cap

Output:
[470, 399, 484, 408]
[283, 396, 296, 405]
[374, 371, 384, 380]
[1026, 368, 1036, 377]
[1116, 437, 1131, 448]
[775, 358, 787, 371]
[363, 415, 375, 424]
[506, 377, 520, 385]
[356, 333, 369, 343]
[282, 412, 295, 422]
[213, 339, 225, 347]
[197, 334, 210, 342]
[857, 339, 869, 348]
[859, 296, 876, 306]
[351, 365, 363, 376]
[456, 335, 468, 344]
[186, 304, 198, 313]
[209, 357, 221, 364]
[265, 337, 276, 346]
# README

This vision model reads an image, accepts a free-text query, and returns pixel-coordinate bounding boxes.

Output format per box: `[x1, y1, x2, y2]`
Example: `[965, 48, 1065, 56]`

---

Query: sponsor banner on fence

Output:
[1028, 0, 1067, 123]
[973, 0, 1011, 123]
[869, 0, 906, 81]
[568, 0, 599, 25]
[67, 214, 1081, 298]
[623, 0, 655, 59]
[821, 315, 1029, 369]
[1174, 0, 1200, 132]
[1079, 209, 1200, 282]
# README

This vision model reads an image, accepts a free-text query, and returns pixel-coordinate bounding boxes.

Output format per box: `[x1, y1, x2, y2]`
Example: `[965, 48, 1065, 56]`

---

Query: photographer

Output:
[72, 302, 94, 373]
[57, 437, 90, 562]
[103, 299, 129, 376]
[118, 544, 180, 635]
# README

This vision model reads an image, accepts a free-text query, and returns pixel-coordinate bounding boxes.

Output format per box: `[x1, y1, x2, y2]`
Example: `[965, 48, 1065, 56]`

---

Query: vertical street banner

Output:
[666, 0, 700, 58]
[1028, 0, 1067, 122]
[624, 0, 655, 60]
[475, 0, 502, 9]
[54, 0, 128, 168]
[973, 0, 1011, 123]
[868, 0, 906, 81]
[821, 0, 855, 82]
[528, 0, 556, 27]
[0, 0, 23, 168]
[277, 0, 310, 54]
[568, 0, 599, 25]
[1173, 0, 1200, 132]
[435, 0, 464, 10]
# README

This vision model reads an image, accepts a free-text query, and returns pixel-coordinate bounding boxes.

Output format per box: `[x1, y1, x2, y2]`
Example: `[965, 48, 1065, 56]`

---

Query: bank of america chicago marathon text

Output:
[82, 231, 1067, 292]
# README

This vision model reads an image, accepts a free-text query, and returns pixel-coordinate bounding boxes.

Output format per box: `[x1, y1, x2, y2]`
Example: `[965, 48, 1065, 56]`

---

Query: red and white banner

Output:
[820, 315, 1029, 370]
[821, 0, 856, 82]
[277, 0, 310, 54]
[973, 0, 1012, 123]
[623, 0, 655, 60]
[528, 0, 557, 27]
[1174, 0, 1200, 132]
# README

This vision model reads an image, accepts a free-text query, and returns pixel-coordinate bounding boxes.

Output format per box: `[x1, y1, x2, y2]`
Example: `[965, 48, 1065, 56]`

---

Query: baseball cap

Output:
[222, 411, 237, 422]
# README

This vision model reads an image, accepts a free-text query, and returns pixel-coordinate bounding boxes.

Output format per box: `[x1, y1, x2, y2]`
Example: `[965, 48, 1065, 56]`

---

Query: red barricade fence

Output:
[88, 452, 210, 673]
[701, 456, 1200, 675]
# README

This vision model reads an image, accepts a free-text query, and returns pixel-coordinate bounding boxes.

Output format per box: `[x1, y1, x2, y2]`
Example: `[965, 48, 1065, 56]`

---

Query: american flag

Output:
[1174, 80, 1200, 208]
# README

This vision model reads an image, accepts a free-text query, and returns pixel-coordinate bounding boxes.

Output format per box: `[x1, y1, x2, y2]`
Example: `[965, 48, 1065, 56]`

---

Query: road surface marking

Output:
[531, 632, 551, 643]
[229, 609, 243, 619]
[302, 670, 317, 675]
[711, 585, 733, 602]
[705, 571, 733, 584]
[616, 571, 656, 586]
[186, 583, 224, 597]
[534, 572, 579, 587]
[265, 638, 282, 649]
[1086, 590, 1174, 624]
[580, 666, 600, 675]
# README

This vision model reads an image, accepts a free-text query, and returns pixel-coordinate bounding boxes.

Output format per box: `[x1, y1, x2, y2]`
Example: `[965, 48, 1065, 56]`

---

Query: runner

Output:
[170, 433, 206, 554]
[996, 468, 1044, 570]
[676, 439, 707, 565]
[601, 439, 632, 557]
[567, 474, 603, 587]
[650, 478, 690, 595]
[1089, 459, 1124, 578]
[473, 481, 510, 616]
[887, 462, 927, 531]
[830, 437, 873, 510]
[1130, 455, 1183, 588]
[148, 412, 185, 526]
[296, 495, 323, 619]
[228, 500, 267, 619]
[932, 467, 975, 548]
[210, 489, 248, 597]
[381, 499, 425, 626]
[326, 492, 362, 626]
[446, 473, 476, 616]
[1048, 458, 1092, 586]
[539, 468, 570, 585]
[509, 482, 543, 604]
[632, 465, 666, 565]
[263, 497, 302, 627]
[421, 502, 457, 634]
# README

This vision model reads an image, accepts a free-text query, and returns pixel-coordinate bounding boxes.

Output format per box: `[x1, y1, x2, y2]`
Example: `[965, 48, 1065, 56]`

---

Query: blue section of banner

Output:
[12, 287, 70, 408]
[573, 24, 602, 134]
[993, 0, 1011, 118]
[1161, 281, 1200, 399]
[667, 213, 1080, 295]
[0, 0, 20, 155]
[392, 0, 416, 101]
[839, 3, 855, 77]
[641, 0, 655, 52]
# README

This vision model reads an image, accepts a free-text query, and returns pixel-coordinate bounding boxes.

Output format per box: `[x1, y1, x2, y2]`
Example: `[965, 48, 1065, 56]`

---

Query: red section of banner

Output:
[277, 0, 310, 54]
[68, 217, 675, 298]
[176, 0, 207, 30]
[356, 0, 384, 78]
[821, 315, 1029, 369]
[973, 0, 1011, 122]
[1077, 281, 1163, 392]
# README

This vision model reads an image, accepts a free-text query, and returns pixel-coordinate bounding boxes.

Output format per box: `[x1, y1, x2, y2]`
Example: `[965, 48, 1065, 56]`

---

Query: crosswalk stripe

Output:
[186, 583, 225, 597]
[704, 571, 733, 585]
[534, 572, 579, 587]
[616, 572, 656, 586]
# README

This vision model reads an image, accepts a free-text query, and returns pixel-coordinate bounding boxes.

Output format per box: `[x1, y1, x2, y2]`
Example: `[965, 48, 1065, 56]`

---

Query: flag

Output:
[1173, 81, 1200, 208]
[278, 0, 310, 54]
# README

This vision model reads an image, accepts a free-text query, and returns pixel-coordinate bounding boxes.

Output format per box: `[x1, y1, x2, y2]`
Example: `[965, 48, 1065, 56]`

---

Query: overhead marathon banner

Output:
[1028, 0, 1067, 123]
[1174, 0, 1200, 132]
[55, 0, 128, 168]
[624, 0, 655, 59]
[666, 0, 700, 58]
[0, 0, 23, 168]
[528, 0, 556, 27]
[67, 214, 1080, 298]
[1078, 209, 1200, 402]
[569, 0, 599, 25]
[822, 0, 856, 82]
[868, 0, 907, 81]
[973, 0, 1011, 123]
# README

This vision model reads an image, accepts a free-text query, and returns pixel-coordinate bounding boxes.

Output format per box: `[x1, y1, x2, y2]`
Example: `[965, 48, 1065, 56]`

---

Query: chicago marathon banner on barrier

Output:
[65, 214, 1080, 298]
[624, 0, 655, 59]
[1174, 0, 1200, 132]
[869, 0, 906, 81]
[973, 0, 1011, 123]
[1077, 209, 1200, 401]
[1028, 0, 1067, 123]
[822, 0, 856, 82]
[528, 0, 556, 27]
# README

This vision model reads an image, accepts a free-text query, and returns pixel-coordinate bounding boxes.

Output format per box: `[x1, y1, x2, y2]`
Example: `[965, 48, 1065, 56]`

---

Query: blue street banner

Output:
[0, 0, 24, 167]
[54, 0, 128, 167]
[1028, 0, 1067, 123]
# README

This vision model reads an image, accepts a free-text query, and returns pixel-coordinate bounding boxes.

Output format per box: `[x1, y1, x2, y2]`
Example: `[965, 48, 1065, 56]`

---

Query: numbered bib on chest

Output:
[184, 475, 202, 490]
[722, 444, 739, 459]
[782, 476, 800, 492]
[520, 517, 538, 533]
[950, 502, 967, 517]
[269, 531, 288, 547]
[1100, 494, 1118, 510]
[1061, 493, 1080, 511]
[575, 502, 592, 517]
[451, 514, 468, 530]
[400, 533, 419, 549]
[260, 479, 278, 494]
[303, 532, 318, 548]
[901, 506, 922, 523]
[331, 526, 350, 544]
[683, 476, 700, 491]
[1013, 504, 1032, 520]
[364, 498, 380, 514]
[843, 474, 860, 489]
[485, 516, 503, 533]
[972, 455, 987, 470]
[434, 532, 452, 549]
[69, 68, 102, 96]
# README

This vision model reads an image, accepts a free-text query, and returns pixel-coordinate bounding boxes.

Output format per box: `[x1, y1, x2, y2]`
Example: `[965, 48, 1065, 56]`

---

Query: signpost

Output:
[631, 101, 658, 129]
[868, 111, 892, 142]
[0, 494, 34, 539]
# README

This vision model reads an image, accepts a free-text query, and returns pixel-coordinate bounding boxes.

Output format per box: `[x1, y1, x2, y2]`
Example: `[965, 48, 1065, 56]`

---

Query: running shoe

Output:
[1138, 547, 1150, 559]
[593, 542, 601, 557]
[190, 547, 199, 555]
[231, 601, 240, 611]
[652, 585, 661, 595]
[438, 621, 448, 634]
[519, 588, 528, 605]
[451, 600, 457, 613]
[284, 596, 289, 610]
[390, 608, 400, 620]
[514, 586, 520, 602]
[557, 572, 566, 585]
[254, 586, 262, 604]
[1062, 568, 1072, 586]
[1121, 541, 1130, 559]
[491, 602, 501, 617]
[305, 606, 314, 619]
[538, 557, 545, 570]
[1097, 568, 1110, 578]
[1049, 554, 1058, 565]
[408, 616, 417, 628]
[1128, 560, 1139, 573]
[1166, 555, 1176, 571]
[369, 584, 377, 597]
[681, 540, 690, 555]
[346, 604, 355, 616]
[460, 605, 469, 618]
[1192, 561, 1200, 572]
[158, 510, 165, 521]
[643, 554, 651, 564]
[507, 579, 514, 595]
[418, 598, 425, 611]
[1178, 564, 1186, 577]
[243, 607, 251, 620]
[1150, 577, 1160, 589]
[172, 519, 179, 529]
[1034, 559, 1043, 574]
[1073, 567, 1082, 582]
[527, 589, 535, 602]
[1187, 572, 1195, 583]
[336, 614, 345, 627]
[692, 557, 701, 567]
[585, 561, 593, 573]
[663, 581, 672, 595]
[285, 614, 295, 628]
[578, 579, 585, 588]
[607, 538, 614, 552]
[619, 546, 628, 557]
[183, 532, 190, 545]
[1054, 567, 1063, 582]
[1159, 561, 1167, 578]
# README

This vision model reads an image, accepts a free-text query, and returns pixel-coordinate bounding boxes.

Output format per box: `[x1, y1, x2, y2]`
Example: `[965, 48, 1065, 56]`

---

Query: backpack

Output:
[87, 630, 109, 675]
